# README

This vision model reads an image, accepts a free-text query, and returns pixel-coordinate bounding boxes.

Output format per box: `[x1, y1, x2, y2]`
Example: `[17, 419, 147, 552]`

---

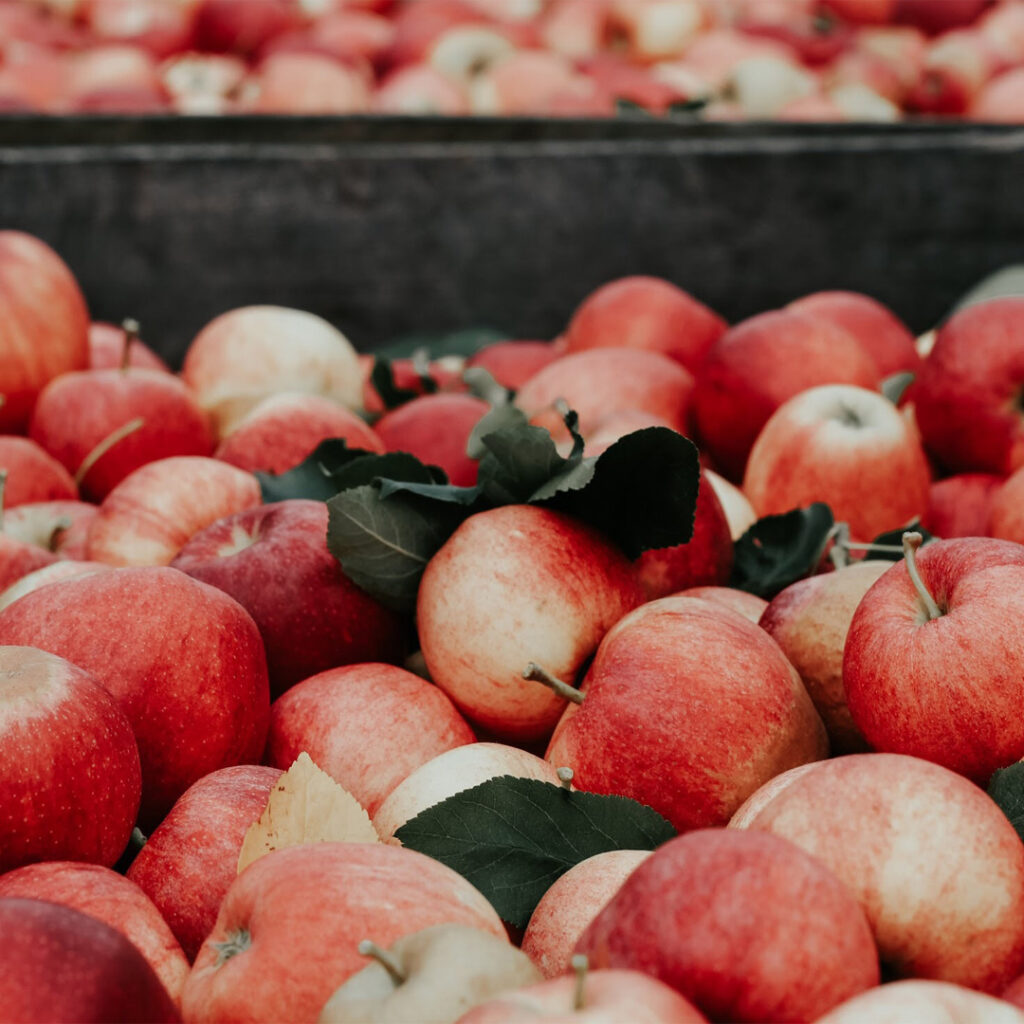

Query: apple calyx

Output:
[213, 928, 252, 966]
[571, 953, 589, 1012]
[74, 416, 146, 487]
[121, 318, 140, 372]
[903, 531, 943, 621]
[522, 662, 585, 705]
[357, 939, 407, 985]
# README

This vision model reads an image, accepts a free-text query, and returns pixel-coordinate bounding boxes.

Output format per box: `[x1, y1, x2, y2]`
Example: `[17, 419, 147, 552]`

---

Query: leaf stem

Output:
[121, 318, 140, 371]
[903, 531, 942, 621]
[358, 940, 407, 985]
[571, 954, 589, 1011]
[523, 663, 585, 705]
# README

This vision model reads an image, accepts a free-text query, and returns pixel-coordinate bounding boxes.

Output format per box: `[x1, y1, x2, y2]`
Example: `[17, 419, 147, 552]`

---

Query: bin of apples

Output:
[5, 227, 1024, 1022]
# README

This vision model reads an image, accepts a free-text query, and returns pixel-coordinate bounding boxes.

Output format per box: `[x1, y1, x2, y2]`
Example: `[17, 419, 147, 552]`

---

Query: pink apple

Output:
[693, 309, 880, 480]
[181, 843, 505, 1023]
[819, 980, 1024, 1024]
[731, 752, 1024, 992]
[0, 898, 179, 1023]
[0, 559, 109, 612]
[0, 435, 77, 506]
[676, 585, 768, 623]
[86, 456, 261, 566]
[0, 566, 270, 826]
[417, 505, 643, 741]
[988, 467, 1024, 543]
[127, 764, 282, 961]
[545, 595, 827, 832]
[80, 0, 197, 59]
[539, 0, 609, 60]
[972, 66, 1024, 121]
[576, 829, 878, 1022]
[0, 861, 189, 1009]
[922, 472, 1003, 538]
[0, 231, 90, 432]
[465, 340, 559, 391]
[0, 645, 140, 873]
[581, 410, 676, 457]
[386, 0, 491, 67]
[244, 52, 371, 114]
[64, 43, 169, 112]
[372, 62, 471, 113]
[0, 533, 60, 592]
[89, 321, 170, 372]
[2, 499, 98, 560]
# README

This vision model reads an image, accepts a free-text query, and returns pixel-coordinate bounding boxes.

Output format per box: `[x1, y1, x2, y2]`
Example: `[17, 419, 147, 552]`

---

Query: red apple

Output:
[89, 321, 170, 372]
[3, 499, 99, 560]
[0, 532, 60, 592]
[0, 645, 140, 873]
[0, 558, 109, 612]
[906, 28, 996, 115]
[0, 898, 180, 1023]
[127, 764, 283, 961]
[181, 843, 505, 1023]
[359, 353, 466, 416]
[0, 435, 77, 506]
[64, 43, 169, 112]
[676, 585, 768, 623]
[0, 566, 271, 826]
[922, 472, 1003, 537]
[372, 62, 471, 113]
[81, 0, 197, 59]
[581, 409, 675, 457]
[0, 231, 90, 432]
[576, 829, 878, 1022]
[465, 339, 559, 391]
[988, 467, 1024, 543]
[86, 456, 261, 566]
[0, 862, 189, 1009]
[731, 752, 1024, 992]
[819, 980, 1024, 1024]
[385, 0, 490, 67]
[742, 384, 931, 540]
[545, 595, 827, 832]
[244, 52, 371, 114]
[266, 10, 394, 67]
[417, 505, 643, 741]
[896, 0, 990, 36]
[192, 0, 300, 55]
[972, 66, 1024, 121]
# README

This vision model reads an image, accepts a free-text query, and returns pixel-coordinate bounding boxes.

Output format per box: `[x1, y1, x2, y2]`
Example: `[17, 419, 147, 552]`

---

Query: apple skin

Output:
[677, 585, 767, 623]
[563, 276, 726, 373]
[215, 391, 385, 475]
[417, 505, 643, 742]
[171, 500, 409, 695]
[127, 764, 283, 962]
[182, 305, 364, 439]
[843, 537, 1024, 782]
[576, 829, 879, 1023]
[0, 533, 60, 592]
[0, 861, 189, 1009]
[987, 467, 1024, 543]
[759, 560, 888, 753]
[30, 367, 214, 501]
[818, 980, 1024, 1024]
[546, 596, 827, 832]
[693, 309, 880, 480]
[704, 468, 757, 539]
[787, 290, 922, 378]
[0, 645, 141, 874]
[0, 898, 180, 1024]
[0, 566, 270, 827]
[1006, 972, 1024, 1010]
[457, 968, 709, 1024]
[373, 742, 563, 842]
[86, 456, 262, 566]
[466, 340, 560, 391]
[910, 297, 1024, 475]
[0, 435, 78, 505]
[266, 662, 475, 816]
[521, 850, 651, 979]
[181, 843, 505, 1024]
[373, 393, 490, 487]
[743, 384, 931, 540]
[973, 67, 1024, 121]
[0, 231, 90, 433]
[730, 753, 1024, 992]
[3, 499, 99, 560]
[0, 559, 109, 612]
[922, 472, 1003, 538]
[633, 470, 733, 599]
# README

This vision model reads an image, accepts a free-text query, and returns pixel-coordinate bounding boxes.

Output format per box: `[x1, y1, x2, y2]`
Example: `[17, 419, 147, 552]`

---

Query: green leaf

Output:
[476, 421, 580, 506]
[731, 503, 835, 598]
[951, 265, 1024, 317]
[667, 97, 708, 115]
[989, 762, 1024, 843]
[371, 357, 435, 411]
[377, 478, 484, 506]
[465, 404, 531, 461]
[374, 327, 508, 362]
[615, 98, 651, 117]
[257, 439, 380, 503]
[862, 520, 934, 561]
[395, 776, 676, 928]
[462, 366, 513, 406]
[881, 372, 915, 405]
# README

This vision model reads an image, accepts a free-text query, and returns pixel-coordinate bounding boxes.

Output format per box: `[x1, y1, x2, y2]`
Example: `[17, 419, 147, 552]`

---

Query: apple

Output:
[0, 231, 90, 432]
[742, 384, 931, 540]
[385, 0, 491, 68]
[127, 764, 283, 961]
[318, 923, 541, 1024]
[89, 321, 170, 372]
[0, 531, 60, 593]
[759, 560, 888, 753]
[675, 585, 767, 623]
[0, 645, 140, 873]
[360, 354, 467, 416]
[539, 0, 609, 60]
[989, 467, 1024, 543]
[818, 980, 1024, 1024]
[897, 0, 991, 36]
[470, 49, 606, 115]
[922, 472, 1003, 538]
[0, 861, 189, 1009]
[182, 305, 364, 440]
[677, 28, 798, 90]
[3, 499, 99, 559]
[417, 505, 643, 741]
[428, 24, 518, 85]
[0, 898, 180, 1023]
[80, 0, 197, 60]
[372, 63, 471, 114]
[608, 0, 706, 63]
[86, 456, 261, 566]
[844, 535, 1024, 782]
[266, 662, 474, 815]
[544, 595, 827, 832]
[732, 752, 1024, 991]
[64, 43, 169, 112]
[521, 850, 651, 979]
[192, 0, 301, 55]
[703, 469, 757, 539]
[181, 843, 505, 1023]
[906, 28, 996, 115]
[266, 10, 394, 67]
[581, 410, 675, 457]
[0, 565, 271, 827]
[0, 435, 78, 506]
[972, 66, 1024, 121]
[562, 276, 726, 374]
[0, 558, 108, 611]
[465, 340, 559, 391]
[29, 366, 214, 502]
[576, 829, 878, 1022]
[244, 53, 371, 114]
[373, 742, 563, 842]
[159, 52, 248, 115]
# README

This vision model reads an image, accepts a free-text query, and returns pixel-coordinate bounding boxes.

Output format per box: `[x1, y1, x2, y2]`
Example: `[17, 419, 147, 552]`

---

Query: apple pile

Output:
[3, 0, 1024, 121]
[6, 225, 1024, 1023]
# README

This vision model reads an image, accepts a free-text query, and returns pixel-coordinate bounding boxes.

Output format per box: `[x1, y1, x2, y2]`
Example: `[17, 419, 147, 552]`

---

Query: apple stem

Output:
[571, 954, 588, 1011]
[557, 766, 574, 790]
[358, 939, 407, 985]
[522, 663, 585, 705]
[74, 417, 145, 487]
[903, 531, 942, 621]
[120, 318, 140, 372]
[828, 522, 851, 570]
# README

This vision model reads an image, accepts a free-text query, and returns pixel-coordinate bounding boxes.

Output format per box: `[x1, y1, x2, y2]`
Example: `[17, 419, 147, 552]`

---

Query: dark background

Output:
[2, 117, 1022, 366]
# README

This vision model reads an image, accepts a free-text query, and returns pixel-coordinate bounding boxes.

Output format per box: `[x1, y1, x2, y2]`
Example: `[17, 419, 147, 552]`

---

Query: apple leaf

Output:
[862, 520, 935, 561]
[731, 503, 835, 598]
[257, 439, 383, 503]
[371, 356, 437, 411]
[950, 265, 1024, 316]
[881, 372, 915, 405]
[237, 752, 378, 875]
[374, 327, 508, 361]
[988, 762, 1024, 843]
[395, 776, 676, 928]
